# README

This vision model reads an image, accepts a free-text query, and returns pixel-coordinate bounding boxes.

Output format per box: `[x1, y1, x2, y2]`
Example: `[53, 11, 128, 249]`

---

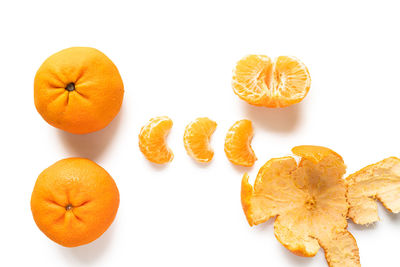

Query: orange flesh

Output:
[139, 116, 174, 164]
[232, 55, 310, 108]
[224, 119, 257, 167]
[183, 117, 217, 163]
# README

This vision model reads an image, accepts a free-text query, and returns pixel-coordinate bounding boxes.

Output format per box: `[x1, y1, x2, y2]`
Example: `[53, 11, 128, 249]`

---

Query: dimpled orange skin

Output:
[34, 47, 124, 134]
[31, 158, 120, 247]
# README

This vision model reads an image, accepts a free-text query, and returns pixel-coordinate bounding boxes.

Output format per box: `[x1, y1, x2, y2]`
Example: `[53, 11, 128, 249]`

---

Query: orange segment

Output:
[224, 119, 257, 167]
[241, 146, 360, 267]
[139, 116, 173, 164]
[183, 117, 217, 163]
[232, 55, 310, 108]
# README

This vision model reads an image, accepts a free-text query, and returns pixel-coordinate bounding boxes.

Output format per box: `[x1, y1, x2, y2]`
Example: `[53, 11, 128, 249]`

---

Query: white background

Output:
[0, 1, 399, 266]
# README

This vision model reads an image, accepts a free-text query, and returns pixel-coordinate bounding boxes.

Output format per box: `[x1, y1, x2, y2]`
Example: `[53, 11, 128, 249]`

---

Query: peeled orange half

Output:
[232, 55, 310, 108]
[183, 117, 217, 163]
[139, 116, 173, 164]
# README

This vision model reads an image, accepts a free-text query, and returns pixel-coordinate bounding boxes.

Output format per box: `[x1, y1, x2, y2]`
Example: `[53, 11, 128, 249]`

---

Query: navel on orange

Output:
[139, 116, 174, 164]
[34, 47, 124, 134]
[183, 117, 217, 163]
[31, 158, 120, 247]
[224, 119, 257, 167]
[232, 55, 310, 108]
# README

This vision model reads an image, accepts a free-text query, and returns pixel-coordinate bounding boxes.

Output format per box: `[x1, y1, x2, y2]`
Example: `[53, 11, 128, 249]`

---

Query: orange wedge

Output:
[139, 116, 173, 164]
[232, 55, 310, 108]
[183, 117, 217, 163]
[224, 119, 257, 167]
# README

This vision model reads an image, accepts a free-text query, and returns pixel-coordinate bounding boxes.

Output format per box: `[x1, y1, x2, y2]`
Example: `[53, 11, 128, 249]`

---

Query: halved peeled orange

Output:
[224, 119, 256, 167]
[232, 55, 311, 108]
[241, 146, 360, 267]
[183, 117, 217, 163]
[139, 116, 173, 164]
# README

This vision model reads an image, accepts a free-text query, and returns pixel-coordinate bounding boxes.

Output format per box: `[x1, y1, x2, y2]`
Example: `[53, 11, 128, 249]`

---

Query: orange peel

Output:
[241, 145, 360, 267]
[232, 55, 311, 108]
[183, 117, 217, 163]
[346, 157, 400, 225]
[139, 116, 173, 164]
[224, 119, 257, 167]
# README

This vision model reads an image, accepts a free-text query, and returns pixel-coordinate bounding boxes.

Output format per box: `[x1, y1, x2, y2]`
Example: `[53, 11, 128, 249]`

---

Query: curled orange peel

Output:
[241, 145, 360, 267]
[346, 157, 400, 225]
[292, 145, 343, 164]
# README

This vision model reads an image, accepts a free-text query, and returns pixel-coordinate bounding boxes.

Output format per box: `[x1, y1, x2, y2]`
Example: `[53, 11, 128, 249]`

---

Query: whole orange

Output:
[31, 158, 120, 247]
[34, 47, 124, 134]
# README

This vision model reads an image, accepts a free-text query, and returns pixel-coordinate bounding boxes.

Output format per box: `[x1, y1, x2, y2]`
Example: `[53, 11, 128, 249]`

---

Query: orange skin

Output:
[241, 146, 361, 267]
[31, 158, 120, 247]
[241, 146, 360, 267]
[34, 47, 124, 134]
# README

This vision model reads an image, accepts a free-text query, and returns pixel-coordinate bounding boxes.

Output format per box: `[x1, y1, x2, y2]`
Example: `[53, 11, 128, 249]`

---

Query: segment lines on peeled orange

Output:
[232, 55, 310, 108]
[139, 116, 173, 164]
[241, 146, 360, 267]
[183, 117, 217, 163]
[224, 119, 257, 167]
[346, 157, 400, 225]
